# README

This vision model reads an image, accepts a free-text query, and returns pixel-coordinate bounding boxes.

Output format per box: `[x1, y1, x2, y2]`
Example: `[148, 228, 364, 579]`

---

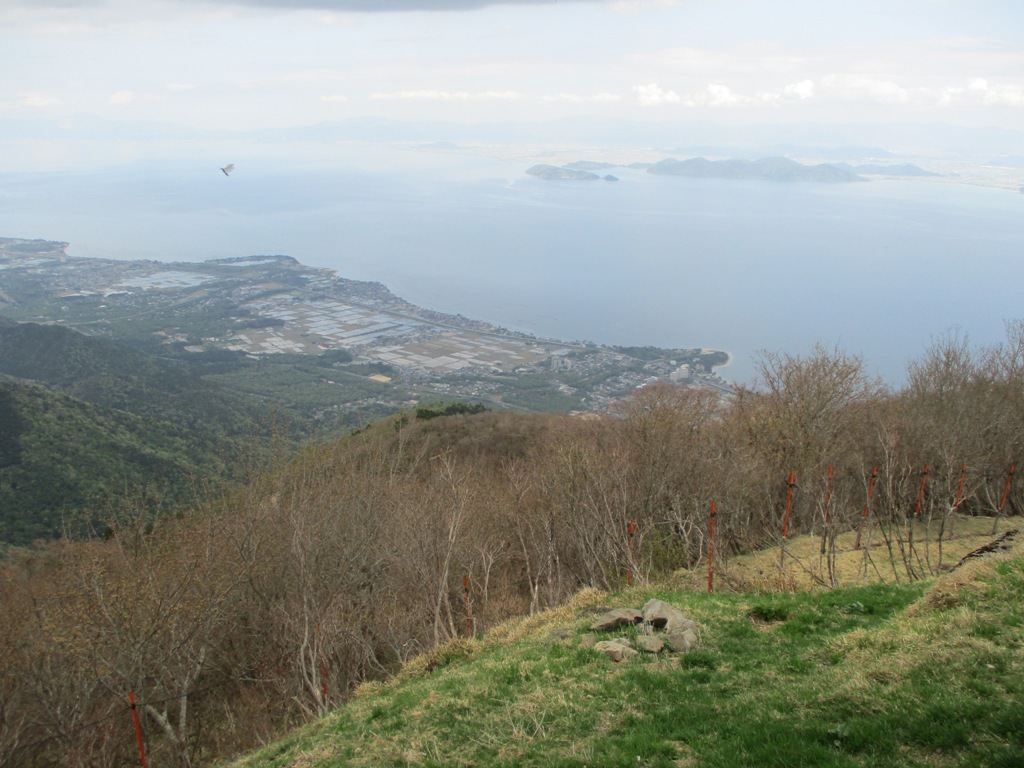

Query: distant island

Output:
[647, 156, 862, 182]
[526, 164, 618, 181]
[527, 157, 940, 183]
[843, 162, 938, 177]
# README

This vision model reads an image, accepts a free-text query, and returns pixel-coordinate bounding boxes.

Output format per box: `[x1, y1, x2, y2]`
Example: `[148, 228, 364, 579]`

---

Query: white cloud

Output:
[754, 79, 816, 106]
[23, 92, 60, 107]
[969, 77, 1024, 107]
[783, 79, 815, 100]
[820, 74, 909, 105]
[108, 89, 137, 105]
[632, 82, 680, 106]
[705, 82, 741, 107]
[541, 92, 620, 103]
[935, 86, 965, 107]
[369, 89, 524, 101]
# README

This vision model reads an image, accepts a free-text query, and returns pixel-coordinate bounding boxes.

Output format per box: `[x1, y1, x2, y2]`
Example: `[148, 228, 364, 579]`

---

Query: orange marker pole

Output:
[855, 468, 878, 550]
[998, 465, 1015, 511]
[992, 464, 1016, 535]
[781, 471, 796, 539]
[953, 464, 966, 510]
[129, 692, 148, 768]
[707, 501, 716, 593]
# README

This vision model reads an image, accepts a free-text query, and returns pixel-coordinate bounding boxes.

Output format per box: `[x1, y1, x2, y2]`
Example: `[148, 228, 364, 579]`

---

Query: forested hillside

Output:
[1, 325, 1022, 766]
[0, 320, 289, 544]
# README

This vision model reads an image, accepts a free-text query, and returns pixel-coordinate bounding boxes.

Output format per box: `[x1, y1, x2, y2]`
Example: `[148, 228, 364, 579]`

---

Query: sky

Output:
[3, 0, 1023, 146]
[1, 0, 1022, 383]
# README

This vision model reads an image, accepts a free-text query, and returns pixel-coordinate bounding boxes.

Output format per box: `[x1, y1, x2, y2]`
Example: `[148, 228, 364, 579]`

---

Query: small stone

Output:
[580, 633, 598, 649]
[590, 608, 644, 632]
[593, 640, 639, 662]
[642, 599, 698, 634]
[665, 629, 697, 653]
[635, 635, 664, 654]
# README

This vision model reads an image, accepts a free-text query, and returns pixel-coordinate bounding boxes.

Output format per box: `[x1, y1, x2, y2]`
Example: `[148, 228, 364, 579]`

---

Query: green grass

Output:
[228, 543, 1024, 768]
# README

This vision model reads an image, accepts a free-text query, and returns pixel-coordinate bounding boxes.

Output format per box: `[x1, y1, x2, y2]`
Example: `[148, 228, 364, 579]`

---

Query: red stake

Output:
[953, 464, 966, 510]
[707, 501, 716, 593]
[463, 574, 472, 636]
[998, 465, 1015, 511]
[129, 692, 148, 768]
[855, 468, 878, 550]
[781, 471, 796, 539]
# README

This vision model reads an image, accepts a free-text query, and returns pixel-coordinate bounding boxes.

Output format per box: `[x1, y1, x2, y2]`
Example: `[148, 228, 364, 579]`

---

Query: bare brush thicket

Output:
[2, 326, 1022, 767]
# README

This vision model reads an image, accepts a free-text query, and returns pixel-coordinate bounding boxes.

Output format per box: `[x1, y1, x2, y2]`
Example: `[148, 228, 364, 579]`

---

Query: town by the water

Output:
[0, 237, 732, 421]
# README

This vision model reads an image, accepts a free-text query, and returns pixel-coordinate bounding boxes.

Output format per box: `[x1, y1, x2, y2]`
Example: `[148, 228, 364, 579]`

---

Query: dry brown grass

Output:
[671, 515, 1011, 593]
[483, 586, 610, 644]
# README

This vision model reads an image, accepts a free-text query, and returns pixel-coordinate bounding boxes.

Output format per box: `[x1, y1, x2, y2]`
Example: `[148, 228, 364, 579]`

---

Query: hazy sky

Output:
[3, 0, 1023, 136]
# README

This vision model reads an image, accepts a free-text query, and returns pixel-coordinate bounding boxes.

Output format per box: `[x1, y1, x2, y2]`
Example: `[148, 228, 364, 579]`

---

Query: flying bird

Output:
[220, 164, 234, 176]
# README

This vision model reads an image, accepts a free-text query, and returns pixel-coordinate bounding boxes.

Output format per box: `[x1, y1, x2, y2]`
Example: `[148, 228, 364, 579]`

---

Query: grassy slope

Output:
[230, 521, 1024, 768]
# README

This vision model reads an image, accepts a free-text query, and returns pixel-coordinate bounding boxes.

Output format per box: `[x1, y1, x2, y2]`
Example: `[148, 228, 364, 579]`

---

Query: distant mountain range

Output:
[526, 156, 940, 183]
[646, 156, 862, 182]
[838, 162, 939, 177]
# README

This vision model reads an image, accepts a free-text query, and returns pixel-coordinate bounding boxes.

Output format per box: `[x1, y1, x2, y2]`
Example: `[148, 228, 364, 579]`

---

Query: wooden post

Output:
[993, 465, 1015, 535]
[129, 692, 148, 768]
[781, 471, 796, 539]
[855, 468, 878, 550]
[707, 501, 716, 593]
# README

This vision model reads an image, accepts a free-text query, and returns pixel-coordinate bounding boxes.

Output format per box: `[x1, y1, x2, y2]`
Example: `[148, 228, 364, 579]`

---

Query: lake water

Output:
[1, 146, 1022, 385]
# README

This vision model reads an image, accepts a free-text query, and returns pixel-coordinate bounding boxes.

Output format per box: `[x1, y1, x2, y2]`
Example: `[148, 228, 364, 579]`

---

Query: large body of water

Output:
[2, 146, 1022, 385]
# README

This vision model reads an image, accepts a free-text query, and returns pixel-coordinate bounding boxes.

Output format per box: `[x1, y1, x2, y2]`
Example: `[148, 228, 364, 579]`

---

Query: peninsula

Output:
[0, 238, 731, 426]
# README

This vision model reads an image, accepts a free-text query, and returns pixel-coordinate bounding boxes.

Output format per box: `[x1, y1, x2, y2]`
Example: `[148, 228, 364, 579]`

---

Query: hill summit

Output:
[231, 524, 1024, 767]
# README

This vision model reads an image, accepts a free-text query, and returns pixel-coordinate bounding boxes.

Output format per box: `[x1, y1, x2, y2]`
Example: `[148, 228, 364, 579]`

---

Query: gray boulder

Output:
[642, 599, 698, 635]
[593, 639, 639, 662]
[635, 635, 665, 654]
[590, 607, 644, 632]
[665, 629, 698, 653]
